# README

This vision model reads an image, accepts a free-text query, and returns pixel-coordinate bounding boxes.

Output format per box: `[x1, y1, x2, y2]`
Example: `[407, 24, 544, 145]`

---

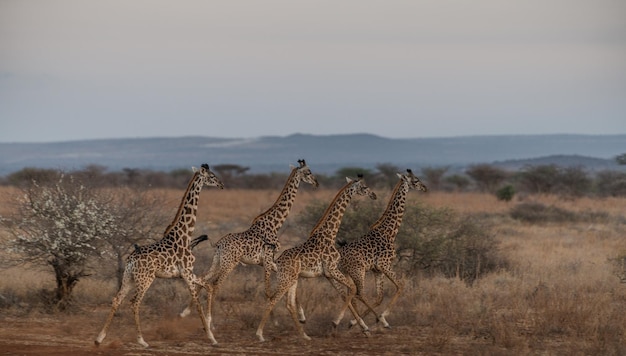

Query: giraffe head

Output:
[291, 159, 319, 188]
[193, 163, 224, 189]
[346, 174, 377, 200]
[398, 169, 428, 192]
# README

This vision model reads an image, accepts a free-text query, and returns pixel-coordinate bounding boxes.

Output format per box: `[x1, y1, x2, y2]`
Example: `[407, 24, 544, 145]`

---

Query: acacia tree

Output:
[422, 166, 449, 191]
[465, 164, 509, 192]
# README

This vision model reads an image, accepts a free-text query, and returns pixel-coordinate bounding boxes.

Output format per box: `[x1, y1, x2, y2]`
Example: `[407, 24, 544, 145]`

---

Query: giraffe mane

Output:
[252, 164, 299, 223]
[370, 176, 404, 230]
[163, 170, 201, 236]
[310, 179, 352, 235]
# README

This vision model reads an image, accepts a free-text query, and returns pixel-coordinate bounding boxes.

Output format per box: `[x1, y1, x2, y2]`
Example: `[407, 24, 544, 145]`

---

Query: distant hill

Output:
[0, 134, 624, 176]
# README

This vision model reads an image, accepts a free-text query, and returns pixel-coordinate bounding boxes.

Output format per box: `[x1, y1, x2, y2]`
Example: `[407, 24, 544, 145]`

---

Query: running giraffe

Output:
[95, 164, 223, 347]
[256, 175, 378, 342]
[179, 159, 318, 344]
[337, 169, 427, 328]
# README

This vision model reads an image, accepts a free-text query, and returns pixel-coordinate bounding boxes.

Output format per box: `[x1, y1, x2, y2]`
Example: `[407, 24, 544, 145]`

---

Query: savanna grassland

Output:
[1, 186, 626, 355]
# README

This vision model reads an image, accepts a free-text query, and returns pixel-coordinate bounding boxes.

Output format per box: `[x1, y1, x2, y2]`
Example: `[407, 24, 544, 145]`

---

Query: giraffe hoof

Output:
[363, 330, 371, 338]
[348, 319, 357, 329]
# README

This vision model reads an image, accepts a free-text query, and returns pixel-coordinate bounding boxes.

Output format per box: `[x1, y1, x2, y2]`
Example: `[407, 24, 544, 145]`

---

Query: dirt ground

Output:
[0, 307, 501, 356]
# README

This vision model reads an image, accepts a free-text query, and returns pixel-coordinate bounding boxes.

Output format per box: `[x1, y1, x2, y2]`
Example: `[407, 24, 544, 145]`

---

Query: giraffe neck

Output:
[309, 182, 354, 242]
[251, 168, 301, 235]
[163, 171, 203, 242]
[371, 179, 409, 242]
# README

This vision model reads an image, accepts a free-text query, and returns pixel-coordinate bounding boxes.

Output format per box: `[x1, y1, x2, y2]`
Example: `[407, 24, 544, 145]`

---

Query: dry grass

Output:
[1, 186, 626, 354]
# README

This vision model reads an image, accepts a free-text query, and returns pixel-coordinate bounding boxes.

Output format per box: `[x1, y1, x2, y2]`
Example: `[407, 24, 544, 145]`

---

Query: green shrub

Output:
[395, 204, 506, 283]
[496, 185, 515, 202]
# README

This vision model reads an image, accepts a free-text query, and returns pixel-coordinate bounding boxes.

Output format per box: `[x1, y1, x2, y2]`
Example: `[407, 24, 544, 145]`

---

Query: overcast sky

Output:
[1, 0, 625, 143]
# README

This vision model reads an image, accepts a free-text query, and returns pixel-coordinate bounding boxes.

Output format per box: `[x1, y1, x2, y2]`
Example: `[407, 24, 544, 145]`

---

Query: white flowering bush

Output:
[4, 175, 168, 310]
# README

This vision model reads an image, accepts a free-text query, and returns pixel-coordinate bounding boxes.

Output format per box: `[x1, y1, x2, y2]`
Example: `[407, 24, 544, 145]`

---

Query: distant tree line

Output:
[3, 154, 626, 198]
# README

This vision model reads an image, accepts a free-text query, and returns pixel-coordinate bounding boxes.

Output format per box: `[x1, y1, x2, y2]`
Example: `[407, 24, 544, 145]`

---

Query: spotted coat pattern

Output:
[256, 176, 377, 342]
[95, 164, 223, 348]
[179, 160, 318, 342]
[338, 169, 427, 328]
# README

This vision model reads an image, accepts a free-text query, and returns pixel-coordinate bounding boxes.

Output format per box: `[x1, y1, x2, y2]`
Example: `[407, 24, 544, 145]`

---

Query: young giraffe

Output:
[256, 175, 378, 342]
[95, 164, 223, 348]
[178, 159, 318, 339]
[336, 169, 427, 328]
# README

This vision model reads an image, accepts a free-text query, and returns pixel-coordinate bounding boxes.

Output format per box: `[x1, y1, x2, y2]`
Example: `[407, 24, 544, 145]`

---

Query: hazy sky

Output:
[1, 0, 625, 143]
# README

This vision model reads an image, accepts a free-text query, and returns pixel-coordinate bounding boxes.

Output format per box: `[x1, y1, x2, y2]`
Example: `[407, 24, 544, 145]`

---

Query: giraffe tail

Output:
[190, 234, 209, 250]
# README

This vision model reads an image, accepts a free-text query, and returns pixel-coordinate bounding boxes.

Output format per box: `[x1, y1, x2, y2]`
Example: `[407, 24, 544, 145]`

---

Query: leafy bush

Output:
[595, 170, 626, 197]
[518, 165, 591, 197]
[496, 185, 515, 202]
[394, 204, 505, 283]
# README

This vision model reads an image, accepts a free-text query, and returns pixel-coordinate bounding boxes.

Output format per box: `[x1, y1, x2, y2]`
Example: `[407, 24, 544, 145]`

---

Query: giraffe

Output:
[256, 175, 378, 342]
[178, 159, 318, 341]
[335, 169, 427, 329]
[94, 164, 223, 348]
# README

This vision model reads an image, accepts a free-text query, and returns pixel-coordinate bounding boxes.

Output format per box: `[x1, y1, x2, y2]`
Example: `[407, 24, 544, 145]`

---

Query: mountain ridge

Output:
[0, 134, 624, 176]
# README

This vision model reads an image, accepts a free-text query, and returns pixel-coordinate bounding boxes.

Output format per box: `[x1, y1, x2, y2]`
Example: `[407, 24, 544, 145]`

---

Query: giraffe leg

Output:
[204, 258, 238, 334]
[180, 252, 221, 319]
[377, 269, 404, 329]
[349, 272, 385, 327]
[285, 281, 310, 340]
[95, 275, 132, 346]
[295, 288, 306, 324]
[129, 277, 154, 348]
[178, 284, 200, 318]
[256, 274, 300, 342]
[264, 263, 283, 327]
[182, 271, 218, 345]
[326, 269, 371, 337]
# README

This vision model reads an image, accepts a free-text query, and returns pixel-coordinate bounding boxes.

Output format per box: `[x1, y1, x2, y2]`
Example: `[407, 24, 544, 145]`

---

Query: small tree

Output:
[5, 175, 117, 310]
[445, 174, 471, 191]
[466, 164, 509, 193]
[496, 185, 515, 202]
[555, 166, 591, 197]
[517, 164, 558, 194]
[213, 164, 249, 188]
[374, 163, 402, 189]
[595, 170, 626, 197]
[421, 166, 449, 191]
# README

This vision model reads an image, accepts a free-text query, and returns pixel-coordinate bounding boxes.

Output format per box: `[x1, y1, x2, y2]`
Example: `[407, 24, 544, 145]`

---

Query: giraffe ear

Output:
[289, 164, 296, 169]
[192, 166, 198, 172]
[345, 176, 353, 183]
[397, 172, 403, 179]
